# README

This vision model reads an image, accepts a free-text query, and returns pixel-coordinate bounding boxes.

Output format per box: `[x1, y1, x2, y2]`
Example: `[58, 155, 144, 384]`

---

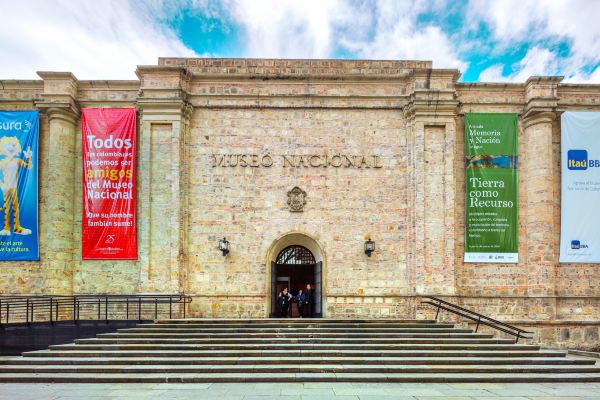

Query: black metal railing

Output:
[0, 294, 192, 327]
[422, 296, 533, 343]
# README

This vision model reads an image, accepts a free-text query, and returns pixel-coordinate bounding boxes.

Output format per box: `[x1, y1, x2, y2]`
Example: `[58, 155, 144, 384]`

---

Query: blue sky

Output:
[1, 0, 599, 82]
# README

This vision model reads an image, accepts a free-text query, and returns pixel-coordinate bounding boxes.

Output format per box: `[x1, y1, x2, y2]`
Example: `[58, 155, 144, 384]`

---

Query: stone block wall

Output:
[0, 59, 598, 348]
[187, 107, 409, 317]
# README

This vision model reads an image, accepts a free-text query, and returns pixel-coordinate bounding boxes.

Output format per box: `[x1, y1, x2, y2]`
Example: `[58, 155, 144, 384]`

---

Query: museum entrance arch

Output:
[266, 233, 324, 318]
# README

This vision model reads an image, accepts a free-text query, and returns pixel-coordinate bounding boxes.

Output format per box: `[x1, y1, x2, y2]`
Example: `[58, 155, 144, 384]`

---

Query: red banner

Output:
[82, 108, 137, 259]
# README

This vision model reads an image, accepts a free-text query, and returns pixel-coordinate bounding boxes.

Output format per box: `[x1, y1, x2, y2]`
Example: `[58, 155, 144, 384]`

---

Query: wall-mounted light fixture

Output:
[218, 237, 230, 256]
[364, 235, 375, 257]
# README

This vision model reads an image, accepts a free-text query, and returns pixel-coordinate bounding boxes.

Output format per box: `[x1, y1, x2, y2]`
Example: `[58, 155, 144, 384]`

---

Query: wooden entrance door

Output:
[271, 245, 322, 318]
[270, 261, 277, 317]
[314, 261, 322, 317]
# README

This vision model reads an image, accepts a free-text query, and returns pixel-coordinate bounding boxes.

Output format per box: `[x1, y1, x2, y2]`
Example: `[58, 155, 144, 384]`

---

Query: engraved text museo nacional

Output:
[211, 154, 383, 169]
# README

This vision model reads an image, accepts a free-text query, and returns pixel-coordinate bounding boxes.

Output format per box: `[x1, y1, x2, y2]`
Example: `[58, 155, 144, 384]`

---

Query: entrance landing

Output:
[2, 381, 600, 399]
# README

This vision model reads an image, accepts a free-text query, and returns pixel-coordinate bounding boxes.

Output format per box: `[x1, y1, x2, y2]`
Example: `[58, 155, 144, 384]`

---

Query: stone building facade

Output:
[0, 58, 599, 349]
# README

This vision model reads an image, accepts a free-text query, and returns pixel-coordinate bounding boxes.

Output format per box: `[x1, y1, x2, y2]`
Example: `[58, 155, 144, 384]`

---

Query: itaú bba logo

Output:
[571, 240, 589, 250]
[567, 149, 600, 170]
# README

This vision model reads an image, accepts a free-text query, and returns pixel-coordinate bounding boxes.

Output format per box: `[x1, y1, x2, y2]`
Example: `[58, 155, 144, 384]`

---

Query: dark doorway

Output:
[270, 245, 322, 317]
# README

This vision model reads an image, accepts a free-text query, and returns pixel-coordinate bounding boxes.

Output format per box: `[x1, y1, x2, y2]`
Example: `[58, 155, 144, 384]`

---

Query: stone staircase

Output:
[0, 319, 599, 382]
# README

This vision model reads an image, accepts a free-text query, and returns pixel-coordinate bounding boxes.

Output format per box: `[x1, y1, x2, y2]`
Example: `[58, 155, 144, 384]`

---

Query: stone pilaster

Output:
[135, 66, 192, 293]
[404, 69, 460, 300]
[522, 76, 562, 318]
[35, 72, 79, 294]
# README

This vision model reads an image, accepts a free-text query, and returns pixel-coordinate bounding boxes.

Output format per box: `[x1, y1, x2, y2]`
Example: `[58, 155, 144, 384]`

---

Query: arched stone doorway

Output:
[266, 233, 324, 318]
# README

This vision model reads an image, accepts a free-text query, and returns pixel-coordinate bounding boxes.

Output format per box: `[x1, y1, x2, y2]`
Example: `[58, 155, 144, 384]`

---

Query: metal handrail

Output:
[0, 294, 192, 327]
[421, 296, 534, 343]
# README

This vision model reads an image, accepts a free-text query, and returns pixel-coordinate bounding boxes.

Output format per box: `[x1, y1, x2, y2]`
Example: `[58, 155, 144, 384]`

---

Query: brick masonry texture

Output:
[0, 59, 599, 349]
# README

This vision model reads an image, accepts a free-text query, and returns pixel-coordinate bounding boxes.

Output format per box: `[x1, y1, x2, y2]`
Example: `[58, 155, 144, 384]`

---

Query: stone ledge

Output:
[569, 349, 600, 358]
[160, 57, 432, 69]
[477, 320, 600, 326]
[0, 80, 43, 88]
[159, 57, 433, 79]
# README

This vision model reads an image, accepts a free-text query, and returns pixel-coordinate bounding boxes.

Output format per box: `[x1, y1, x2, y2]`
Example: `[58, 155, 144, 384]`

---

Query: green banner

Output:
[464, 113, 518, 263]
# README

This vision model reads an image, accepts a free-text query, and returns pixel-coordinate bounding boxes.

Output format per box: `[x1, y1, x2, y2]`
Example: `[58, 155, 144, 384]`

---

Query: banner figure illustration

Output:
[82, 108, 137, 259]
[0, 111, 39, 261]
[464, 113, 518, 263]
[560, 111, 600, 263]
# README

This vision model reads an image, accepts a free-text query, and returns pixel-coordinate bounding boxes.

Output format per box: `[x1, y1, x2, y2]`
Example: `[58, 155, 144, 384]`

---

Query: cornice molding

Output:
[36, 71, 77, 81]
[158, 57, 432, 81]
[522, 110, 557, 129]
[136, 98, 192, 122]
[36, 105, 79, 124]
[402, 90, 459, 122]
[522, 76, 562, 128]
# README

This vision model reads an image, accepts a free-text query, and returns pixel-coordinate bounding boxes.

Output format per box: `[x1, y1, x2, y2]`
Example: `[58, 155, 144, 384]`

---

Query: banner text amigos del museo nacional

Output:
[82, 108, 137, 260]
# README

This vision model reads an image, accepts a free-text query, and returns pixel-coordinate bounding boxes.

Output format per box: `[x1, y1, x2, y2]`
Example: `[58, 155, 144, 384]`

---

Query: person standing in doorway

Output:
[278, 287, 292, 318]
[296, 289, 306, 318]
[305, 283, 315, 318]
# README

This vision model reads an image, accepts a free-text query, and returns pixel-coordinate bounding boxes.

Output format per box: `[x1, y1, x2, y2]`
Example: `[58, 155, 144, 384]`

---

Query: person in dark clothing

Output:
[305, 283, 315, 318]
[295, 289, 306, 318]
[278, 287, 292, 317]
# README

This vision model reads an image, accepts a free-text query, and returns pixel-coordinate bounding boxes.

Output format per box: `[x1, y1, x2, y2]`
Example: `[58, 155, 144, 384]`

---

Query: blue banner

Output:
[0, 111, 39, 260]
[560, 111, 600, 263]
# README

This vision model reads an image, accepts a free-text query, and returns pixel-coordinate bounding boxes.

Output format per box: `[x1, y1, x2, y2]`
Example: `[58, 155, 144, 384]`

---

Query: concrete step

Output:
[103, 331, 484, 338]
[136, 323, 456, 329]
[22, 349, 566, 358]
[3, 356, 592, 366]
[75, 338, 514, 345]
[155, 319, 437, 324]
[48, 343, 541, 351]
[0, 372, 599, 383]
[119, 327, 467, 333]
[0, 364, 598, 374]
[6, 318, 594, 383]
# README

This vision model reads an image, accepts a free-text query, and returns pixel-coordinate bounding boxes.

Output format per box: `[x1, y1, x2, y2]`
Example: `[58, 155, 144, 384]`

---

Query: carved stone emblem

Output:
[287, 186, 307, 212]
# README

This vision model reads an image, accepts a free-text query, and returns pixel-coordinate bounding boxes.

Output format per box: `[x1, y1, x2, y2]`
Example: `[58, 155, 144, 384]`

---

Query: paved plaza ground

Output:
[1, 382, 600, 400]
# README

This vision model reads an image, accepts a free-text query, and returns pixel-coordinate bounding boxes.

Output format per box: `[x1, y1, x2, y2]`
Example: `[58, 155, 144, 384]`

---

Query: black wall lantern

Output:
[364, 236, 375, 257]
[218, 237, 230, 256]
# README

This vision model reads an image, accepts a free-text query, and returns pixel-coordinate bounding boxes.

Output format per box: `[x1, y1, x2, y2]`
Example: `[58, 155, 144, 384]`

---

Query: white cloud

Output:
[222, 0, 467, 70]
[338, 0, 467, 70]
[468, 0, 600, 82]
[221, 0, 345, 58]
[466, 0, 540, 43]
[8, 0, 595, 83]
[477, 65, 506, 82]
[0, 0, 196, 80]
[2, 0, 469, 80]
[469, 0, 600, 62]
[564, 67, 600, 84]
[479, 46, 558, 82]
